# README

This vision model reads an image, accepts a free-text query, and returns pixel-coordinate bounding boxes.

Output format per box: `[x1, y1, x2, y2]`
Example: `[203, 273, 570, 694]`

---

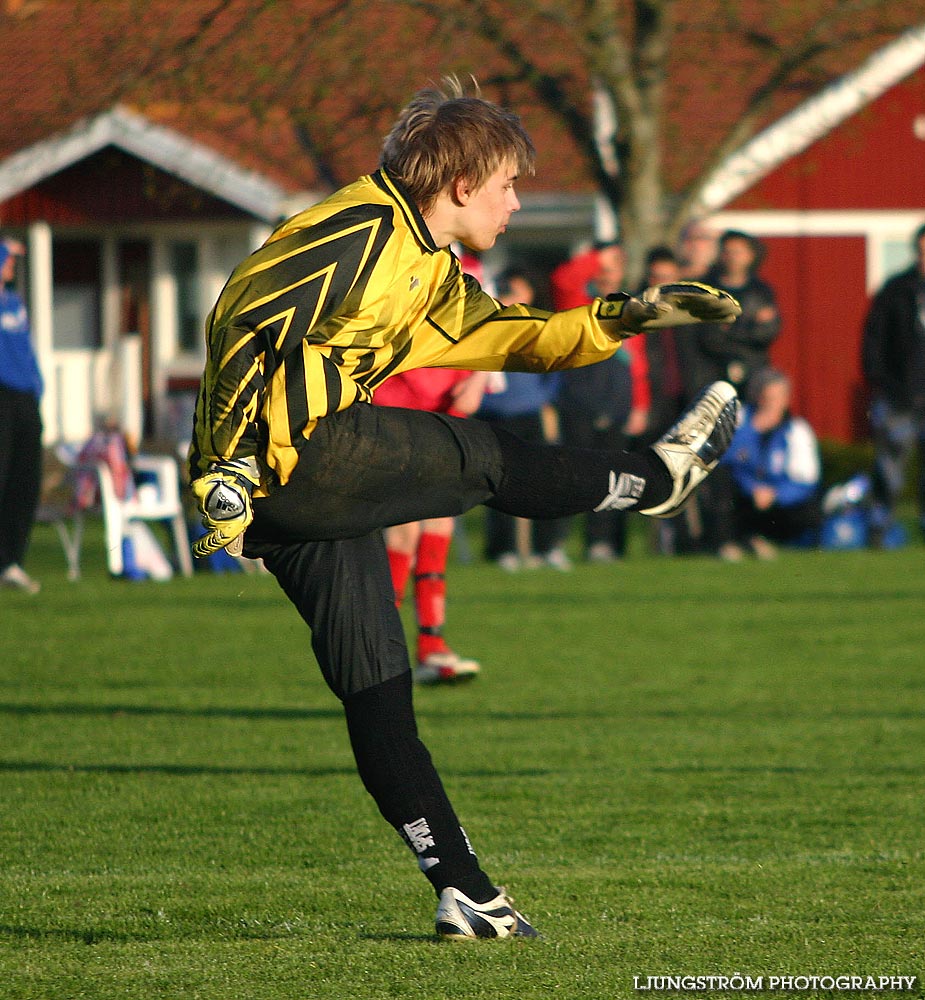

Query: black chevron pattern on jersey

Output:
[192, 204, 395, 472]
[234, 205, 394, 370]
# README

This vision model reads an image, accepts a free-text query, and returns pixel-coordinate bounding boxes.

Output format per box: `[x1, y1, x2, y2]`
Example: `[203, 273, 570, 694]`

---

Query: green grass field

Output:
[1, 520, 923, 999]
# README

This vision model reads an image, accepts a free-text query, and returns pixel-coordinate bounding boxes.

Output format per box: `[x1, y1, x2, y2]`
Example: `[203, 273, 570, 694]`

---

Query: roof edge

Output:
[0, 105, 288, 222]
[696, 22, 925, 214]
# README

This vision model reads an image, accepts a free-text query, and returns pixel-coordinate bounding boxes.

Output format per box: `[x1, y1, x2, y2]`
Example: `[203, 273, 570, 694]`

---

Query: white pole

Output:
[26, 221, 55, 442]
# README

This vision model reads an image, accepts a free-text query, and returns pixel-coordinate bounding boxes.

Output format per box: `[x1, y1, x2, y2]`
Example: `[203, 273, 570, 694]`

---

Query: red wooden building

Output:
[707, 28, 925, 442]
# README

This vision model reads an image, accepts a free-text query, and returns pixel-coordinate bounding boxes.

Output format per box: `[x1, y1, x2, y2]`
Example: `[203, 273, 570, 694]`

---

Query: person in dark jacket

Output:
[861, 222, 925, 543]
[555, 243, 652, 561]
[694, 230, 781, 396]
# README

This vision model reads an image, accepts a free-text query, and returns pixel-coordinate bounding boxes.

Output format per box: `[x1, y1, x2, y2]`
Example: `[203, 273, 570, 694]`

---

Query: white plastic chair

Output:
[95, 454, 194, 579]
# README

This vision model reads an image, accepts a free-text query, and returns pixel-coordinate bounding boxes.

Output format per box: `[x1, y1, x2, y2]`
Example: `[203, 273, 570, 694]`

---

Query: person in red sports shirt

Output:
[373, 367, 490, 683]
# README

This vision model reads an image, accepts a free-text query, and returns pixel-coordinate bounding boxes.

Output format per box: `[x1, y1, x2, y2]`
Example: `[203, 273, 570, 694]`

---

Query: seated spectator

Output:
[713, 368, 822, 561]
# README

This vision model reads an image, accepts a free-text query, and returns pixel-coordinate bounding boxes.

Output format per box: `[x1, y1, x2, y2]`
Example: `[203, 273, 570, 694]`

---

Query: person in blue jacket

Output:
[0, 238, 44, 594]
[475, 266, 568, 570]
[714, 367, 821, 561]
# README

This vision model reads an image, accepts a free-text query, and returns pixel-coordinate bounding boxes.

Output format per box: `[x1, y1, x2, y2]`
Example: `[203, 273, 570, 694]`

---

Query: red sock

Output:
[414, 531, 452, 659]
[387, 549, 413, 608]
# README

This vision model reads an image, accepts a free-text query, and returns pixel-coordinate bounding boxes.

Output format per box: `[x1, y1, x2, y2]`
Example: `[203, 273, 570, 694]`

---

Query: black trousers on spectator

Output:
[711, 464, 821, 547]
[732, 494, 821, 545]
[0, 386, 43, 571]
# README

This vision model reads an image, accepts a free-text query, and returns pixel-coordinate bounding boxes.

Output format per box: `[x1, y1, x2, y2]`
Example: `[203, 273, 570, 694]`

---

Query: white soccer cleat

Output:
[435, 886, 540, 940]
[414, 650, 481, 685]
[641, 381, 739, 519]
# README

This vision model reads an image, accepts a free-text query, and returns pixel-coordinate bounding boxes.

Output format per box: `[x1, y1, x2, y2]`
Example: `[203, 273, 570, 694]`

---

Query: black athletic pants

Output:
[0, 386, 43, 572]
[243, 401, 670, 899]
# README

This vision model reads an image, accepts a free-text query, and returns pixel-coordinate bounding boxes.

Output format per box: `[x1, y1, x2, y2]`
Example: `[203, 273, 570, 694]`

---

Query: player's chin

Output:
[470, 232, 501, 252]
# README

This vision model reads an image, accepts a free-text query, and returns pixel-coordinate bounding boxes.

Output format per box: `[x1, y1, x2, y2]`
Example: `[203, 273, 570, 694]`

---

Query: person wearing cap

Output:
[0, 237, 44, 594]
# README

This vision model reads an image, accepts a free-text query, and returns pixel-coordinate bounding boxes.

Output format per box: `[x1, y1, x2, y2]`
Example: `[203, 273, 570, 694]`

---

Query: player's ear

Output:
[452, 175, 472, 206]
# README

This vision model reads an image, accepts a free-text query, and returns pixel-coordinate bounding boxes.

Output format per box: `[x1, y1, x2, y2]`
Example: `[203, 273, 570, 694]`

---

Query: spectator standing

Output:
[0, 238, 43, 594]
[476, 267, 568, 570]
[549, 241, 609, 311]
[690, 230, 781, 552]
[695, 230, 781, 395]
[714, 368, 822, 562]
[638, 247, 701, 443]
[861, 222, 925, 545]
[677, 219, 720, 281]
[639, 246, 705, 553]
[555, 243, 651, 561]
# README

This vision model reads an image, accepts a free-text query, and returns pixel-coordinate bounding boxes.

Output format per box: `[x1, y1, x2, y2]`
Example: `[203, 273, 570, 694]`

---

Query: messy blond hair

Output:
[381, 76, 535, 214]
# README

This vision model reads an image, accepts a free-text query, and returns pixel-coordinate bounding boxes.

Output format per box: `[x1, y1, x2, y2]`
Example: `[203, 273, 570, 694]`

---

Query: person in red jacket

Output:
[373, 367, 489, 682]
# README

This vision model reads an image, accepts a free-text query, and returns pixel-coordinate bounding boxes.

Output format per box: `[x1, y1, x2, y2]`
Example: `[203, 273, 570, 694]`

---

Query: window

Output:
[882, 237, 915, 278]
[53, 238, 102, 348]
[171, 241, 201, 354]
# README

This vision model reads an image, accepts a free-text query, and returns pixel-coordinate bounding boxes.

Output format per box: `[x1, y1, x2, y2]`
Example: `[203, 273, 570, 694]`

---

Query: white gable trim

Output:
[711, 208, 925, 238]
[697, 22, 925, 214]
[0, 105, 288, 222]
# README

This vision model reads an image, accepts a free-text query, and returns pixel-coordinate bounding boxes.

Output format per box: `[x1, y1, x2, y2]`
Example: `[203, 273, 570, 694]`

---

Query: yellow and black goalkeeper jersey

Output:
[190, 168, 625, 491]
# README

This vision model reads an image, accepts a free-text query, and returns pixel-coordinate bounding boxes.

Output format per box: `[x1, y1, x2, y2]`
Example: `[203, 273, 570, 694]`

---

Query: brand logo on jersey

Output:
[597, 298, 625, 319]
[409, 275, 421, 291]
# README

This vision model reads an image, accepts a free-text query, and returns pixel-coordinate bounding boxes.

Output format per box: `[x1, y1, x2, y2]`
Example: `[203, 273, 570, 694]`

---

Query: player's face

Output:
[456, 161, 521, 252]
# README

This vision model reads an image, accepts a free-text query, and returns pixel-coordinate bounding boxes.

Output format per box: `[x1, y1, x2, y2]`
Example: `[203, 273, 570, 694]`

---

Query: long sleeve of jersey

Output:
[190, 169, 625, 490]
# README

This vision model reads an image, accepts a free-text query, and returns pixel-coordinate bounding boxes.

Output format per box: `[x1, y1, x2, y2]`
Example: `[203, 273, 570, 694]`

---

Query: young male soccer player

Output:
[189, 79, 740, 940]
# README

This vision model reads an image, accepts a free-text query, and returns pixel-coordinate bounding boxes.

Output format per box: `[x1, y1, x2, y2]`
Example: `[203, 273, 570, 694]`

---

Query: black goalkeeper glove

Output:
[190, 457, 260, 558]
[597, 281, 741, 335]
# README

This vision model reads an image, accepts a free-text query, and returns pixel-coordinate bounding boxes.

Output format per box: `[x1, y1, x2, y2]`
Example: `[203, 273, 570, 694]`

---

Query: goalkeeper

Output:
[189, 77, 740, 941]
